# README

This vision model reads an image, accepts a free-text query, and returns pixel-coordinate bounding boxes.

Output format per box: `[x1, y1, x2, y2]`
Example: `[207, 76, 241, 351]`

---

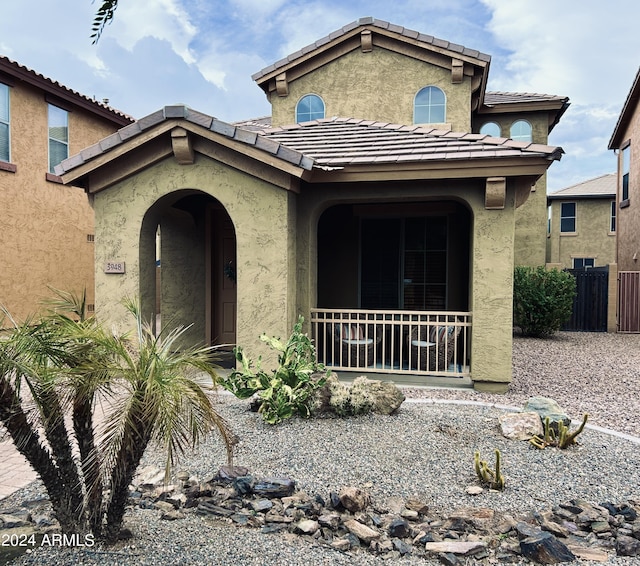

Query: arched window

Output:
[480, 122, 501, 137]
[510, 120, 532, 142]
[296, 94, 325, 123]
[414, 86, 446, 124]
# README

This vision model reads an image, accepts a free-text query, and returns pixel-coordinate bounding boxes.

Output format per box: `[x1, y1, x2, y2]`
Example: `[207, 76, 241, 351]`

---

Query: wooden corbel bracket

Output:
[485, 177, 506, 209]
[171, 127, 194, 165]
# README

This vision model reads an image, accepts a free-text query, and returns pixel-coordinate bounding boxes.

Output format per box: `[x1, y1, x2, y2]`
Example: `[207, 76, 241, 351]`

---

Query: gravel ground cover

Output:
[4, 331, 640, 565]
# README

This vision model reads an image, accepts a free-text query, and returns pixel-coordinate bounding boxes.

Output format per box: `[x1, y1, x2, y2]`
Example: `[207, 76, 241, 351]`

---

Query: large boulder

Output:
[523, 396, 571, 430]
[499, 411, 544, 440]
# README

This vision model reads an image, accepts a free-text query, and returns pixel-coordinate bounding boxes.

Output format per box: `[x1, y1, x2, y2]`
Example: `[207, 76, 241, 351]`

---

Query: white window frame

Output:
[0, 82, 10, 163]
[610, 200, 616, 233]
[48, 103, 69, 173]
[295, 94, 325, 123]
[413, 86, 446, 124]
[510, 119, 532, 142]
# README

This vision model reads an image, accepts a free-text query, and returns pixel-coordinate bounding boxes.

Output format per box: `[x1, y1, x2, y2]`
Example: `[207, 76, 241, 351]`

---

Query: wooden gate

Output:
[618, 271, 640, 333]
[562, 267, 609, 332]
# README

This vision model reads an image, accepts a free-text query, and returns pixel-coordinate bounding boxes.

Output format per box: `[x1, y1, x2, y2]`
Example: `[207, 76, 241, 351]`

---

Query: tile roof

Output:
[0, 55, 133, 125]
[252, 16, 491, 82]
[547, 173, 617, 199]
[55, 105, 313, 176]
[484, 91, 569, 106]
[257, 117, 563, 167]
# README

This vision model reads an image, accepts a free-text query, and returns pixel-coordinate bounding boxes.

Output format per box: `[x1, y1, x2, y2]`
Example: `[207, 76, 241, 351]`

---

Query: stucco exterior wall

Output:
[547, 199, 616, 268]
[474, 113, 553, 267]
[0, 79, 119, 323]
[91, 153, 296, 366]
[616, 107, 640, 271]
[270, 46, 472, 131]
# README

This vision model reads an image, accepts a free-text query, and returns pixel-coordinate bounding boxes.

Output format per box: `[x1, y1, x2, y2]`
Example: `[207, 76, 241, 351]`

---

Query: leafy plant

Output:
[530, 414, 589, 449]
[513, 266, 576, 337]
[221, 316, 328, 424]
[0, 290, 234, 542]
[474, 449, 505, 490]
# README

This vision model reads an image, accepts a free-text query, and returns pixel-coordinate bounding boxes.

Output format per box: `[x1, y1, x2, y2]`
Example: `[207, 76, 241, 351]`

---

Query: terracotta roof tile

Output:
[257, 117, 563, 168]
[252, 17, 491, 81]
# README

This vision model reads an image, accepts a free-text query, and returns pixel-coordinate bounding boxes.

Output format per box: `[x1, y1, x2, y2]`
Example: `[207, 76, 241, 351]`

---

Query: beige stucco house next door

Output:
[58, 18, 566, 392]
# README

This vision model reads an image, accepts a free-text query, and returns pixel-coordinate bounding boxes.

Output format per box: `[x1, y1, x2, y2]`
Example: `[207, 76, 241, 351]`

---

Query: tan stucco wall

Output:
[296, 180, 517, 391]
[547, 199, 616, 268]
[0, 80, 120, 324]
[615, 108, 640, 271]
[92, 153, 297, 366]
[270, 46, 472, 131]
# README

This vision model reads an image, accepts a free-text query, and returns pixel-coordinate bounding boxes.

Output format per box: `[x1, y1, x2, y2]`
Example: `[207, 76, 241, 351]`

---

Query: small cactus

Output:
[530, 413, 588, 449]
[474, 449, 505, 490]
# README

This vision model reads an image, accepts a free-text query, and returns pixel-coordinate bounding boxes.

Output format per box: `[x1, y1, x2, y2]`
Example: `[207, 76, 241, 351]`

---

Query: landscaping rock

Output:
[339, 486, 369, 512]
[523, 396, 571, 430]
[499, 411, 544, 440]
[519, 531, 576, 564]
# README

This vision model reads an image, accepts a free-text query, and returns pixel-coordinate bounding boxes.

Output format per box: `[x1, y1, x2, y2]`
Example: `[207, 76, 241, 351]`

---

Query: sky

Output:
[1, 0, 639, 192]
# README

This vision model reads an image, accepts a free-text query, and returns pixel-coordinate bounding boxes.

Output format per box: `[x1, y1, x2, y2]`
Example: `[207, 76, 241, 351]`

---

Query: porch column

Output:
[471, 190, 517, 393]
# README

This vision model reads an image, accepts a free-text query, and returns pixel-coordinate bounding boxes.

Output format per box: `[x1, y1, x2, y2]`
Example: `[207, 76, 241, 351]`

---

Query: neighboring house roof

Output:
[547, 173, 617, 201]
[609, 67, 640, 149]
[258, 117, 564, 168]
[0, 55, 133, 126]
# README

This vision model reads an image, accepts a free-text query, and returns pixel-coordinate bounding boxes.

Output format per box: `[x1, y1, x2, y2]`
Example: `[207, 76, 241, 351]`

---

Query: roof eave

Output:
[609, 67, 640, 150]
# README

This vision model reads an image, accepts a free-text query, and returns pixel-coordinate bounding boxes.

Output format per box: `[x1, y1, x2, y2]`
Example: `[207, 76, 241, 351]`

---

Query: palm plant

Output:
[0, 291, 235, 541]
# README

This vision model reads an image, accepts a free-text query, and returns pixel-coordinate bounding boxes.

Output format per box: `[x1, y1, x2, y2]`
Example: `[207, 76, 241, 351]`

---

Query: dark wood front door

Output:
[208, 205, 236, 346]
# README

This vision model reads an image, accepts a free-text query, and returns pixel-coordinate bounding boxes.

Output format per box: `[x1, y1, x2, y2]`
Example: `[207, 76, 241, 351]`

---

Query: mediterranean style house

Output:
[57, 18, 569, 392]
[0, 55, 132, 325]
[546, 173, 617, 269]
[609, 66, 640, 332]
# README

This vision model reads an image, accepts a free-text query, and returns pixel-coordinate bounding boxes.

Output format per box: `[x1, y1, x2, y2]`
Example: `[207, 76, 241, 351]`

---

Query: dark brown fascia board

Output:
[0, 58, 132, 127]
[62, 119, 310, 193]
[306, 156, 556, 184]
[255, 24, 489, 95]
[609, 67, 640, 150]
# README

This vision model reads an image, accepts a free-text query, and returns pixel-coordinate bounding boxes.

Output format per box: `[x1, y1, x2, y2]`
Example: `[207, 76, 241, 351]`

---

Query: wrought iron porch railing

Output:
[310, 308, 471, 378]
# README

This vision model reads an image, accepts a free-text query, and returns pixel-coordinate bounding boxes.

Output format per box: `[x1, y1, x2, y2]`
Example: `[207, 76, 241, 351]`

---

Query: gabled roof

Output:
[253, 17, 490, 105]
[0, 55, 133, 126]
[258, 117, 563, 168]
[547, 173, 616, 200]
[56, 105, 313, 193]
[609, 67, 640, 150]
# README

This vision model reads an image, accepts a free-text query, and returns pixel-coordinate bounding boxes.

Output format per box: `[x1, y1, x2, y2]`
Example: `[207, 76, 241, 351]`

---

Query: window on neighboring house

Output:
[48, 104, 68, 173]
[296, 94, 324, 123]
[414, 86, 446, 124]
[560, 202, 576, 233]
[610, 200, 616, 232]
[622, 144, 630, 202]
[0, 83, 9, 162]
[510, 120, 532, 142]
[573, 257, 595, 269]
[480, 122, 501, 137]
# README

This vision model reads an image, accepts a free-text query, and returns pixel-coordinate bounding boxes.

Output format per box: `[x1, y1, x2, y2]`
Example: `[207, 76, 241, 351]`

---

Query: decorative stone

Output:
[616, 534, 640, 556]
[0, 514, 31, 529]
[359, 378, 406, 415]
[392, 537, 412, 555]
[499, 411, 544, 440]
[567, 545, 609, 562]
[344, 519, 381, 543]
[250, 499, 273, 513]
[523, 396, 571, 430]
[339, 487, 370, 512]
[466, 486, 483, 495]
[295, 519, 320, 535]
[388, 518, 410, 538]
[519, 531, 576, 564]
[405, 497, 429, 514]
[318, 513, 341, 529]
[425, 541, 487, 554]
[331, 538, 351, 551]
[195, 501, 234, 517]
[253, 478, 295, 498]
[160, 508, 185, 520]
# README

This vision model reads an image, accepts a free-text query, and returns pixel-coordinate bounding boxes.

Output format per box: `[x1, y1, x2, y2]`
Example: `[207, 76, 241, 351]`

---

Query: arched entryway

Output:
[140, 190, 236, 350]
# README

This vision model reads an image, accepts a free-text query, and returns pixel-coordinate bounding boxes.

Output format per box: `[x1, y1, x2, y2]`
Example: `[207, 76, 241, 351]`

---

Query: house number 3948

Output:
[104, 261, 126, 274]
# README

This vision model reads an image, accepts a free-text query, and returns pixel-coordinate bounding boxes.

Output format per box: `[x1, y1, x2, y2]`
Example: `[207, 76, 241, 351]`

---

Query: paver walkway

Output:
[0, 438, 38, 500]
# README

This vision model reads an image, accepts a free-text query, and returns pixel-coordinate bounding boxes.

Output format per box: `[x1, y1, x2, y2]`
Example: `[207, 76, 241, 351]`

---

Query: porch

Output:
[310, 308, 471, 386]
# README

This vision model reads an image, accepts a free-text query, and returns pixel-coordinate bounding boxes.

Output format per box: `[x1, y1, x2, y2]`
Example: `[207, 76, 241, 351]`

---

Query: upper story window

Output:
[414, 86, 446, 124]
[560, 202, 576, 233]
[573, 257, 595, 269]
[480, 122, 501, 137]
[0, 83, 9, 163]
[611, 200, 617, 232]
[622, 143, 630, 202]
[296, 94, 325, 123]
[48, 104, 68, 173]
[510, 120, 532, 142]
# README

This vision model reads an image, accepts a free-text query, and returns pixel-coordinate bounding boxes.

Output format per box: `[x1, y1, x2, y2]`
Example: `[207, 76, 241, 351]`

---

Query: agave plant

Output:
[0, 291, 235, 541]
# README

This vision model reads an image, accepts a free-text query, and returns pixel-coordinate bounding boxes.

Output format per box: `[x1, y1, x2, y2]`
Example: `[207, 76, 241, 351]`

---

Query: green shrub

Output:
[513, 266, 576, 337]
[221, 316, 328, 424]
